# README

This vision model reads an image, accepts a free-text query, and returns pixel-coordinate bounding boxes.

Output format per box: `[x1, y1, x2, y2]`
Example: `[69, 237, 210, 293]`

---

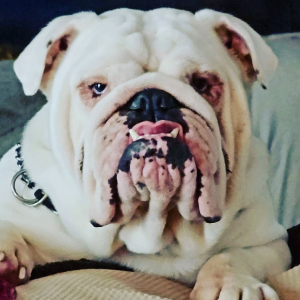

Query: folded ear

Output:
[14, 12, 98, 96]
[195, 9, 278, 88]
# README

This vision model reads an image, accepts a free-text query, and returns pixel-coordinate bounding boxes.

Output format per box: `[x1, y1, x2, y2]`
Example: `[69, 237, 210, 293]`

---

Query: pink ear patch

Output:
[44, 34, 71, 73]
[215, 24, 257, 81]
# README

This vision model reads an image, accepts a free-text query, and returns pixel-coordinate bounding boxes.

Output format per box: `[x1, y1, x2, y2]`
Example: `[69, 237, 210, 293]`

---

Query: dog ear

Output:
[195, 9, 278, 88]
[14, 12, 98, 96]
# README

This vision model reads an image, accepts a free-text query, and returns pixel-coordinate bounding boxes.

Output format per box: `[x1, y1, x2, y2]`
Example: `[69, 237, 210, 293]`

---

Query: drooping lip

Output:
[128, 120, 184, 144]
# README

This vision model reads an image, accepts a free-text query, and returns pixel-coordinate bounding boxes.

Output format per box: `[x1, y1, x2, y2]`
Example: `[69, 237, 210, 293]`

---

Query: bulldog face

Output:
[14, 9, 277, 228]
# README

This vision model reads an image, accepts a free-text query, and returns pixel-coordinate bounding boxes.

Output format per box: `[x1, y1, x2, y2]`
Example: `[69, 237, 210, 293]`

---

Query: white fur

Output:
[1, 8, 290, 299]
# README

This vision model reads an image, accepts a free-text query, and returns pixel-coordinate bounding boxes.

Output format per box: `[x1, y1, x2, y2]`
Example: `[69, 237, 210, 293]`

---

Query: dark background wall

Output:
[1, 0, 300, 50]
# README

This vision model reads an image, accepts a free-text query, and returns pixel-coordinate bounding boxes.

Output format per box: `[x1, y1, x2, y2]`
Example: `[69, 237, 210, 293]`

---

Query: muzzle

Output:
[87, 86, 226, 227]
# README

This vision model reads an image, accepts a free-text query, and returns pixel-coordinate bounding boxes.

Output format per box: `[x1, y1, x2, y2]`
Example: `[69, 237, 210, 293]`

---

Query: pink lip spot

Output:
[128, 121, 184, 143]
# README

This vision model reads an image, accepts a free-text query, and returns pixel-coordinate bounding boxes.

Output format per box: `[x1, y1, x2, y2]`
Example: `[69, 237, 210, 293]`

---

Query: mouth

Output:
[86, 88, 227, 228]
[128, 121, 184, 143]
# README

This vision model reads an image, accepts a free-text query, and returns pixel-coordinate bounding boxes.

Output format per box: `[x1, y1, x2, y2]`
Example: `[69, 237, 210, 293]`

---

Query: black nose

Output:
[129, 89, 180, 112]
[120, 89, 182, 125]
[119, 88, 189, 132]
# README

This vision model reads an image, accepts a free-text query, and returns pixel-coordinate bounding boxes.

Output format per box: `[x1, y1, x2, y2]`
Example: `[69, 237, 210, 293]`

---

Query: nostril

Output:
[90, 220, 103, 228]
[129, 95, 147, 110]
[160, 96, 169, 109]
[160, 96, 178, 110]
[203, 216, 222, 223]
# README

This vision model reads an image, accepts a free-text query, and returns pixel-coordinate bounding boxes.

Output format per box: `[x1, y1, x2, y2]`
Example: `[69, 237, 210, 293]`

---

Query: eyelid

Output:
[78, 75, 108, 88]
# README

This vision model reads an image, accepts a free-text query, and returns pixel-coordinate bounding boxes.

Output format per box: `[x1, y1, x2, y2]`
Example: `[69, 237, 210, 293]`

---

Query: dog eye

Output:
[189, 72, 223, 110]
[191, 76, 209, 93]
[89, 82, 107, 97]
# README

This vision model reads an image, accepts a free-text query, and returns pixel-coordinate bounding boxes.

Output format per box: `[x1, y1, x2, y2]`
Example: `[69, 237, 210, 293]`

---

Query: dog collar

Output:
[11, 143, 57, 213]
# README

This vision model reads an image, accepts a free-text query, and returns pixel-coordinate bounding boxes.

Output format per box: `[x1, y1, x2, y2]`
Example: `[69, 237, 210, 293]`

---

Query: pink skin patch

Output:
[88, 114, 130, 226]
[176, 157, 199, 221]
[182, 108, 223, 219]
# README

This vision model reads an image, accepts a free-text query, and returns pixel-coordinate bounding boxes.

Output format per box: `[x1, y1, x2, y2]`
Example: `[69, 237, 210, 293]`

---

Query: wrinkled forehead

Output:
[66, 8, 227, 81]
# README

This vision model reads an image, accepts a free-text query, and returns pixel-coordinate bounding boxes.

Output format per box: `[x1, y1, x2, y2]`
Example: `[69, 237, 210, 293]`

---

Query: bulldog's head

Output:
[14, 9, 277, 227]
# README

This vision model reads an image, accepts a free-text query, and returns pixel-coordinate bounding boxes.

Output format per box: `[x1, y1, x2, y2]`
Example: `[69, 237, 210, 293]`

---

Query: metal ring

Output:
[24, 193, 48, 207]
[11, 170, 47, 207]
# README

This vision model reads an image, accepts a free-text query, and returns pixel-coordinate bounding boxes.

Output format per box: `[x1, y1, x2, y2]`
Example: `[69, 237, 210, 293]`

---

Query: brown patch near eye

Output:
[215, 24, 257, 82]
[78, 76, 108, 108]
[190, 72, 224, 111]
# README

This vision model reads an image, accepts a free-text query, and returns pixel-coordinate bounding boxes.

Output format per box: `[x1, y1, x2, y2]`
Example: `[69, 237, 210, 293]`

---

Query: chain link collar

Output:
[11, 143, 57, 213]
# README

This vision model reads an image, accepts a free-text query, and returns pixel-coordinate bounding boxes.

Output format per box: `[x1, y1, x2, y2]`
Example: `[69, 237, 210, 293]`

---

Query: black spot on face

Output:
[47, 40, 52, 47]
[161, 136, 193, 170]
[79, 146, 84, 174]
[234, 208, 246, 220]
[90, 220, 102, 227]
[107, 174, 120, 207]
[151, 138, 157, 145]
[137, 182, 146, 189]
[118, 139, 150, 172]
[133, 153, 140, 159]
[195, 168, 203, 201]
[144, 148, 157, 158]
[203, 216, 221, 223]
[222, 148, 231, 174]
[156, 148, 164, 158]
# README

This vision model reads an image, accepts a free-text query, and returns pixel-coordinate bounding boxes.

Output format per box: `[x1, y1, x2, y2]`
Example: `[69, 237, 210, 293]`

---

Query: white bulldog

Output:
[0, 8, 290, 300]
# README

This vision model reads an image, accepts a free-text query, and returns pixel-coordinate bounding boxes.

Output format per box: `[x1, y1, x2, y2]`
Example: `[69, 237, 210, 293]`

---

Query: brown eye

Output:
[189, 72, 224, 111]
[191, 75, 209, 93]
[89, 82, 107, 97]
